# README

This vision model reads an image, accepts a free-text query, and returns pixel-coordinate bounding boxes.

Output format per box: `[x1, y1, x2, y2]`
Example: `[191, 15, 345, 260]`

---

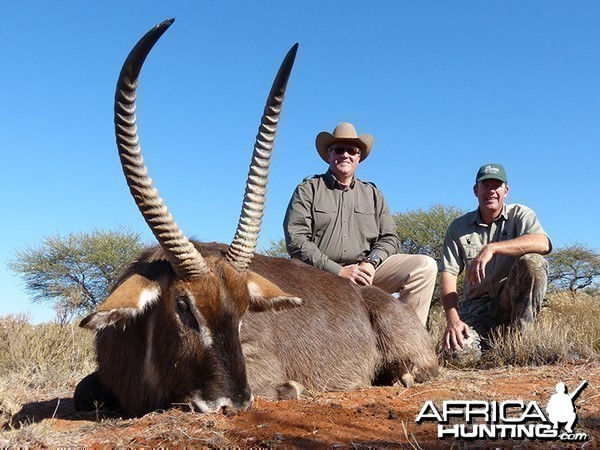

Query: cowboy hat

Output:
[315, 122, 374, 162]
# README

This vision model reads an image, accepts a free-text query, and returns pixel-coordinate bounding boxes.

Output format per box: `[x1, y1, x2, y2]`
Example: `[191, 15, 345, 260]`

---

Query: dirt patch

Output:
[4, 362, 598, 448]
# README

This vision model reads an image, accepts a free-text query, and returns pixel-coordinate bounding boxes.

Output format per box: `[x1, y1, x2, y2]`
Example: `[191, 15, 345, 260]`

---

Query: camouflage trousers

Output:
[449, 253, 549, 365]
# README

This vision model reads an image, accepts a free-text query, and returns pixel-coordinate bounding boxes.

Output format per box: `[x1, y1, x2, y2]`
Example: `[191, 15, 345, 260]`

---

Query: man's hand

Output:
[338, 262, 374, 286]
[466, 244, 494, 285]
[444, 319, 470, 351]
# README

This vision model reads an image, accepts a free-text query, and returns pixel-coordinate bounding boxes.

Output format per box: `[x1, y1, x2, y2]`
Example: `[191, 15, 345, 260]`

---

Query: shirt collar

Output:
[473, 205, 508, 226]
[324, 169, 356, 190]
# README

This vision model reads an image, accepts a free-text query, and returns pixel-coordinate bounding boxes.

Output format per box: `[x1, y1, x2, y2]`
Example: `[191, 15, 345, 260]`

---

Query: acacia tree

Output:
[260, 238, 289, 259]
[394, 204, 465, 262]
[8, 229, 148, 322]
[547, 243, 600, 294]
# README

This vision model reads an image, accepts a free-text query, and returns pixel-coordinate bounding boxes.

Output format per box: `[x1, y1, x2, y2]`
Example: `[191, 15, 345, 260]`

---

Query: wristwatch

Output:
[362, 254, 382, 269]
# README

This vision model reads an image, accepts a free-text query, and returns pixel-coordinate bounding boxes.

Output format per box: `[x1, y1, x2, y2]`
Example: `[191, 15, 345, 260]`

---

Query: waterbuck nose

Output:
[222, 393, 252, 415]
[232, 390, 253, 412]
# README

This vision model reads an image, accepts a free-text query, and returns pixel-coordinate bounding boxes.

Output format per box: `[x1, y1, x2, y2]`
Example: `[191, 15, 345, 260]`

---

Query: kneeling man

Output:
[441, 163, 552, 363]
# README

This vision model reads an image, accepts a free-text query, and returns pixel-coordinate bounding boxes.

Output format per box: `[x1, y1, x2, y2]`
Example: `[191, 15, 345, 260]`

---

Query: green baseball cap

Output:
[476, 163, 507, 183]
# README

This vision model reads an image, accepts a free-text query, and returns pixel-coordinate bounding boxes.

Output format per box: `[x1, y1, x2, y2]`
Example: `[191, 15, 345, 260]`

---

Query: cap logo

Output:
[483, 165, 500, 174]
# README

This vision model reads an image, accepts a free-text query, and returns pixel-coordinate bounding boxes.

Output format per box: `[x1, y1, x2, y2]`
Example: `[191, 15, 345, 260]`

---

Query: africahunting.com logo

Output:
[416, 380, 589, 442]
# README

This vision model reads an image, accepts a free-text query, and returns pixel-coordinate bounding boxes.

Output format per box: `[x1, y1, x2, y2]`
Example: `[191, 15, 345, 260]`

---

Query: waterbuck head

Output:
[79, 19, 300, 415]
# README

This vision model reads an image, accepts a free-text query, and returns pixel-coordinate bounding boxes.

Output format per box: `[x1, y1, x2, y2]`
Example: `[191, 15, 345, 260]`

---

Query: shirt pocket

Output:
[313, 205, 337, 238]
[354, 204, 378, 241]
[462, 244, 481, 269]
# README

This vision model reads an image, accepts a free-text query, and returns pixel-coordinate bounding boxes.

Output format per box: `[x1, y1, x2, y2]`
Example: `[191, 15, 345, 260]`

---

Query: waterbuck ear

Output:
[246, 271, 303, 312]
[80, 274, 163, 331]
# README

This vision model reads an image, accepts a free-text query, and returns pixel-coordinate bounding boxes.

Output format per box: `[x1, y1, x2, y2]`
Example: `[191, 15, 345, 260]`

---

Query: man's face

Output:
[327, 143, 361, 181]
[473, 178, 509, 214]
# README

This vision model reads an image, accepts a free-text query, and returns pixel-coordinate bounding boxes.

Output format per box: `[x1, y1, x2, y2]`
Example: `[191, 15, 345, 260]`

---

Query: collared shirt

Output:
[441, 203, 551, 300]
[284, 170, 400, 275]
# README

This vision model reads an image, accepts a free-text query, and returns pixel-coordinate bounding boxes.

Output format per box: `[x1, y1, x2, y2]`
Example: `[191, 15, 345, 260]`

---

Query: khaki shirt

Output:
[441, 204, 551, 300]
[284, 170, 400, 275]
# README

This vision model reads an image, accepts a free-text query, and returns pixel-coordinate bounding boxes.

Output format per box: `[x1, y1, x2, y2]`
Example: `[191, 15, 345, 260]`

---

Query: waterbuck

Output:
[74, 19, 438, 417]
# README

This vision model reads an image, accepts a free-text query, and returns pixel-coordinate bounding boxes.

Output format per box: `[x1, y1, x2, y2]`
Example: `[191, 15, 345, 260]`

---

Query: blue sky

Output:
[2, 1, 598, 322]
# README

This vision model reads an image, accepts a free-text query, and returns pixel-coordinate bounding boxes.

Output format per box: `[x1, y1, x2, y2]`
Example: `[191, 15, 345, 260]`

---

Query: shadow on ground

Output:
[7, 397, 121, 429]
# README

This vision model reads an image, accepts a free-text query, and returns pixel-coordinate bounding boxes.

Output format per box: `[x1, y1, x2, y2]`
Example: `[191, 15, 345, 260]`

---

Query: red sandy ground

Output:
[6, 361, 599, 449]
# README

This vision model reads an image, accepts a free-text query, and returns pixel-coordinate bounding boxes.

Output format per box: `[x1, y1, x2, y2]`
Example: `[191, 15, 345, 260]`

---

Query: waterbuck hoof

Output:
[275, 380, 308, 400]
[400, 372, 414, 388]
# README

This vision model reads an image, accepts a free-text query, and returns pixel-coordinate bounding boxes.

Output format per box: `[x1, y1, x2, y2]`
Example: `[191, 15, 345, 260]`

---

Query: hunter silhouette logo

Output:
[546, 380, 587, 433]
[416, 379, 589, 442]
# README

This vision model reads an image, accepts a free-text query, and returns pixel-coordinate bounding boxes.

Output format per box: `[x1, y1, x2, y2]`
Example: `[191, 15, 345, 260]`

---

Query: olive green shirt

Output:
[284, 170, 400, 275]
[441, 203, 551, 300]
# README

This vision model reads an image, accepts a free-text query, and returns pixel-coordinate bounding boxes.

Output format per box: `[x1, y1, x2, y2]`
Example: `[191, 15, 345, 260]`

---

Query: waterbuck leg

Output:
[74, 371, 120, 412]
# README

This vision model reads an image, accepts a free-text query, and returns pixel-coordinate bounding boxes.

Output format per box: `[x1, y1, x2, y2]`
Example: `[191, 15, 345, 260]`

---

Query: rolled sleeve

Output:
[514, 205, 553, 252]
[441, 222, 463, 276]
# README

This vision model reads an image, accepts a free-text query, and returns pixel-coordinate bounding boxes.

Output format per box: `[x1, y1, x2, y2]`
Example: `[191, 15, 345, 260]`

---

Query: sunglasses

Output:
[330, 146, 361, 156]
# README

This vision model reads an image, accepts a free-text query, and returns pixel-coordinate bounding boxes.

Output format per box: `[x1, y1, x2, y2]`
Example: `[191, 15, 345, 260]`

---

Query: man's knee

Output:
[377, 254, 437, 282]
[416, 255, 437, 281]
[504, 254, 549, 327]
[516, 253, 549, 281]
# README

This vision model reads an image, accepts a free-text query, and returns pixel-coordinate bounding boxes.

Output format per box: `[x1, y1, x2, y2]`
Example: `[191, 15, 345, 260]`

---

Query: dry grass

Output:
[429, 291, 600, 368]
[483, 291, 599, 367]
[0, 313, 95, 426]
[84, 410, 236, 448]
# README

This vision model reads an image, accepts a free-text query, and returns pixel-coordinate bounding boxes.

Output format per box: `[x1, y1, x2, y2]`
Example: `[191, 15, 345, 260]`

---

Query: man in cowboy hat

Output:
[440, 163, 551, 365]
[283, 122, 436, 326]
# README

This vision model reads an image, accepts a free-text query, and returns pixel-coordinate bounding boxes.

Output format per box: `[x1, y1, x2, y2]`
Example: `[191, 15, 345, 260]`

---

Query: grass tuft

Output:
[431, 291, 599, 368]
[0, 314, 95, 428]
[482, 291, 599, 367]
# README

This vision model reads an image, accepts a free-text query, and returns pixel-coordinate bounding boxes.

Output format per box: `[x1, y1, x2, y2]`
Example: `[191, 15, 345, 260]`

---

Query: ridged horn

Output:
[225, 44, 299, 271]
[114, 18, 209, 279]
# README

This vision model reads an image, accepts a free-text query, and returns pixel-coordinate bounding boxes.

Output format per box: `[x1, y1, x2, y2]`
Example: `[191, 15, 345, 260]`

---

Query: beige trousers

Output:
[373, 254, 437, 326]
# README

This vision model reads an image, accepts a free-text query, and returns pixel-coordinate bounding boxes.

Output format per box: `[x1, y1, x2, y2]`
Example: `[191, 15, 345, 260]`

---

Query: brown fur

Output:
[235, 244, 439, 398]
[75, 241, 439, 416]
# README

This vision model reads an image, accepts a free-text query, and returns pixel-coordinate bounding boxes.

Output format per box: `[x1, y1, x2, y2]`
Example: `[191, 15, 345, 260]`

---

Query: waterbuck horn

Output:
[114, 18, 209, 279]
[225, 43, 299, 271]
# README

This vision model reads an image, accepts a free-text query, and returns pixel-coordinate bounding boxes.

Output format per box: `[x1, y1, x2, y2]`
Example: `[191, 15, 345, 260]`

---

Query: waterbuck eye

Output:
[176, 296, 189, 311]
[175, 295, 200, 331]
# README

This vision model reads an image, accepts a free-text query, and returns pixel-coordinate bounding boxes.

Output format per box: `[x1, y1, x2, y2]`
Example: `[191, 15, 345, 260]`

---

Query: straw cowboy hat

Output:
[315, 122, 374, 163]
